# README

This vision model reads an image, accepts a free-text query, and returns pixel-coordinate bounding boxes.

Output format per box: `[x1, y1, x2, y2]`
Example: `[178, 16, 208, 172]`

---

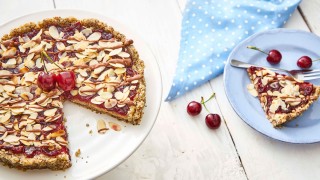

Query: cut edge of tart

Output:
[247, 66, 320, 127]
[0, 17, 146, 170]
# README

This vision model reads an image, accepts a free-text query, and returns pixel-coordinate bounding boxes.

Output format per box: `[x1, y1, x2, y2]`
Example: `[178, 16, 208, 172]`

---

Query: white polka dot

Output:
[185, 20, 190, 24]
[223, 61, 227, 64]
[209, 71, 212, 75]
[209, 59, 213, 62]
[198, 6, 202, 10]
[216, 66, 220, 69]
[238, 25, 242, 29]
[177, 91, 180, 95]
[192, 13, 196, 17]
[190, 45, 194, 49]
[191, 36, 195, 39]
[192, 1, 196, 5]
[205, 24, 209, 27]
[198, 30, 202, 34]
[231, 19, 235, 23]
[167, 97, 171, 100]
[188, 64, 192, 67]
[198, 18, 202, 22]
[192, 25, 196, 29]
[278, 14, 281, 17]
[244, 20, 248, 24]
[172, 83, 176, 87]
[201, 76, 205, 80]
[264, 15, 268, 19]
[271, 21, 275, 24]
[194, 82, 197, 85]
[225, 27, 229, 31]
[202, 64, 206, 68]
[211, 16, 215, 19]
[257, 9, 261, 13]
[180, 78, 183, 82]
[257, 21, 261, 24]
[185, 87, 189, 90]
[216, 54, 220, 57]
[195, 70, 198, 74]
[217, 21, 221, 25]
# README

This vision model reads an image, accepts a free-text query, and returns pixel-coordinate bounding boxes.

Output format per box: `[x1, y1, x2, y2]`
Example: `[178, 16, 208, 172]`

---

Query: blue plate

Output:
[224, 29, 320, 143]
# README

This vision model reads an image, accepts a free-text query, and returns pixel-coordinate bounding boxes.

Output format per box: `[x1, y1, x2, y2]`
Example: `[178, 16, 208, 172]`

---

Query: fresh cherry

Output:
[266, 50, 282, 64]
[299, 82, 313, 96]
[187, 101, 202, 116]
[205, 114, 221, 129]
[56, 71, 76, 91]
[297, 56, 312, 69]
[247, 46, 282, 64]
[37, 72, 57, 92]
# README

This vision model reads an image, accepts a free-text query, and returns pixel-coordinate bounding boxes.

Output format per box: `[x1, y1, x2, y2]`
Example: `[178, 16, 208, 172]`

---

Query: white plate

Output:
[0, 10, 162, 179]
[224, 29, 320, 143]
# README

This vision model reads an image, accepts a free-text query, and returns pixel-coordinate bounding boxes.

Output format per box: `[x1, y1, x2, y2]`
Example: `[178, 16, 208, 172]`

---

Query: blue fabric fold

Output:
[166, 0, 301, 101]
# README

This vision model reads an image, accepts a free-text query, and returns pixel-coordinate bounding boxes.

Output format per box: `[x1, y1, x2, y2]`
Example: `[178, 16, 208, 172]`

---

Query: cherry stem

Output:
[41, 50, 64, 71]
[247, 46, 268, 55]
[313, 58, 320, 62]
[201, 92, 216, 113]
[41, 52, 49, 74]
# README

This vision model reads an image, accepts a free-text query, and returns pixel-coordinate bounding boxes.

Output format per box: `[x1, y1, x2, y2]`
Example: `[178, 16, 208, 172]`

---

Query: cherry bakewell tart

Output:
[0, 17, 146, 170]
[247, 66, 320, 127]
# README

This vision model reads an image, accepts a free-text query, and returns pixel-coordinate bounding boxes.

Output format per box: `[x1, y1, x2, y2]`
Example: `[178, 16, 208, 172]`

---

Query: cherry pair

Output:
[186, 93, 221, 129]
[37, 50, 76, 92]
[247, 46, 318, 69]
[38, 71, 76, 92]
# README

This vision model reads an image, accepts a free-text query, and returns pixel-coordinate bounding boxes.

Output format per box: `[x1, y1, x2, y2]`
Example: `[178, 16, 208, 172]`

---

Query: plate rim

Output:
[0, 9, 163, 179]
[223, 28, 320, 144]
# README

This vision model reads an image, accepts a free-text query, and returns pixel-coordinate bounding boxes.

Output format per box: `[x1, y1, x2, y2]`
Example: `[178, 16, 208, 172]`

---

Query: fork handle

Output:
[230, 59, 281, 72]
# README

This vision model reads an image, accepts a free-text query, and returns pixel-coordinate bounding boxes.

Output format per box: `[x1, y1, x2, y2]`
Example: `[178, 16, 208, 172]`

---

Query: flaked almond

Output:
[0, 126, 6, 133]
[11, 108, 24, 115]
[91, 96, 105, 105]
[19, 121, 28, 129]
[93, 66, 105, 75]
[29, 44, 44, 54]
[109, 122, 122, 131]
[56, 42, 66, 51]
[79, 86, 96, 96]
[114, 68, 126, 75]
[56, 136, 68, 146]
[104, 98, 117, 108]
[97, 51, 106, 61]
[22, 40, 36, 49]
[49, 26, 60, 39]
[97, 70, 110, 81]
[52, 100, 63, 108]
[74, 41, 89, 51]
[24, 72, 35, 82]
[28, 133, 36, 140]
[73, 31, 86, 41]
[114, 91, 124, 100]
[97, 119, 108, 134]
[3, 85, 15, 92]
[2, 47, 17, 58]
[70, 90, 78, 96]
[0, 131, 8, 140]
[110, 63, 125, 68]
[3, 135, 20, 143]
[20, 92, 34, 101]
[87, 32, 101, 41]
[99, 91, 113, 100]
[109, 48, 122, 56]
[0, 70, 11, 76]
[19, 66, 29, 73]
[118, 52, 130, 58]
[31, 29, 43, 41]
[43, 126, 53, 131]
[3, 58, 17, 68]
[247, 84, 258, 97]
[48, 130, 65, 138]
[81, 28, 93, 37]
[44, 108, 57, 117]
[99, 41, 122, 49]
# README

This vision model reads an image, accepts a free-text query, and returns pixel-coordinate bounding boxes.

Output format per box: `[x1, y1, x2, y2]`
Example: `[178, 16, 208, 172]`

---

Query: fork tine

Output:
[301, 75, 320, 81]
[301, 72, 320, 77]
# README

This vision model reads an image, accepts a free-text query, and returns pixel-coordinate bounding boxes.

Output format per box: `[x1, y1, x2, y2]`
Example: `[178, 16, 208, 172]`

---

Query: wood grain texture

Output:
[300, 0, 320, 35]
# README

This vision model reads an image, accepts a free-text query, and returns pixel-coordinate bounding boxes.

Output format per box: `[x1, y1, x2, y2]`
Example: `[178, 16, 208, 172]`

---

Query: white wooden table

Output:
[1, 0, 320, 179]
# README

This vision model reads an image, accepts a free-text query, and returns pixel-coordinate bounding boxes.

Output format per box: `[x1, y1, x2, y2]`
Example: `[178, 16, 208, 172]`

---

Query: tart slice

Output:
[247, 66, 320, 127]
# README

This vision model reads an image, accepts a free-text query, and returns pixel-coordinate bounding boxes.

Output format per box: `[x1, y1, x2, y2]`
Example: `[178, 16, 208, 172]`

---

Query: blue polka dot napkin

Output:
[165, 0, 301, 101]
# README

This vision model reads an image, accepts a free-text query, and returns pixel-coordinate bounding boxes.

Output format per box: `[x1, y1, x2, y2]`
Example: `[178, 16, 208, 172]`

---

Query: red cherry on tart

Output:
[37, 72, 57, 92]
[297, 56, 312, 69]
[205, 114, 221, 129]
[56, 71, 76, 91]
[247, 46, 282, 64]
[187, 101, 202, 116]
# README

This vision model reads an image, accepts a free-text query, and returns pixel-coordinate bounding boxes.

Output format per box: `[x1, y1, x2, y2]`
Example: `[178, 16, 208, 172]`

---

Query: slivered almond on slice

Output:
[97, 119, 108, 134]
[118, 52, 130, 58]
[114, 91, 124, 100]
[70, 90, 78, 96]
[247, 84, 258, 97]
[56, 42, 66, 51]
[49, 26, 60, 39]
[0, 70, 11, 76]
[3, 85, 15, 92]
[44, 108, 58, 117]
[2, 47, 17, 58]
[109, 48, 122, 56]
[108, 122, 122, 131]
[0, 131, 8, 140]
[91, 96, 105, 105]
[81, 28, 93, 37]
[104, 99, 117, 109]
[3, 135, 19, 143]
[94, 66, 106, 75]
[87, 32, 101, 41]
[110, 63, 125, 68]
[0, 112, 10, 123]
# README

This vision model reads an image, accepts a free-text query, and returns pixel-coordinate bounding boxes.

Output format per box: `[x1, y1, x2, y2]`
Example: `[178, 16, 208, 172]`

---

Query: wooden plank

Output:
[54, 0, 247, 179]
[300, 0, 320, 35]
[0, 0, 54, 24]
[211, 8, 320, 180]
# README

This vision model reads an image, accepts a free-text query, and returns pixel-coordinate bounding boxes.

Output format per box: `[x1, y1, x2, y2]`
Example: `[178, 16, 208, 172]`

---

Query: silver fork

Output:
[230, 59, 320, 81]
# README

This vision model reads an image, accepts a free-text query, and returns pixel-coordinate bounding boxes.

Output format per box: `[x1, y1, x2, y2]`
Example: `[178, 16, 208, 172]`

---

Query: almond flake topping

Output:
[49, 26, 60, 39]
[44, 108, 58, 117]
[97, 119, 108, 134]
[87, 32, 101, 41]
